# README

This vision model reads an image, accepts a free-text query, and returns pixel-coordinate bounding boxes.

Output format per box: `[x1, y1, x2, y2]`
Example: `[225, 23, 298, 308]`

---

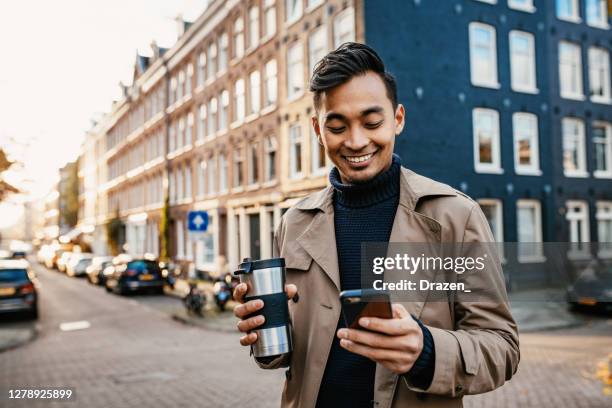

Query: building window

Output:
[286, 0, 303, 24]
[208, 97, 217, 136]
[596, 201, 612, 256]
[287, 42, 304, 100]
[472, 108, 501, 173]
[233, 17, 245, 60]
[508, 0, 535, 12]
[333, 7, 355, 48]
[197, 52, 206, 87]
[198, 159, 205, 197]
[233, 147, 244, 188]
[265, 135, 277, 181]
[509, 30, 537, 93]
[207, 42, 217, 79]
[169, 122, 176, 153]
[478, 199, 504, 243]
[169, 169, 176, 204]
[586, 0, 609, 28]
[566, 200, 590, 257]
[559, 41, 584, 100]
[184, 163, 192, 199]
[219, 32, 228, 73]
[220, 90, 229, 130]
[198, 104, 206, 142]
[562, 117, 587, 177]
[289, 124, 303, 178]
[311, 126, 326, 175]
[248, 6, 259, 49]
[207, 156, 217, 195]
[593, 121, 612, 177]
[264, 0, 276, 38]
[177, 70, 185, 100]
[517, 199, 544, 262]
[556, 0, 580, 22]
[219, 153, 228, 192]
[249, 70, 261, 114]
[513, 112, 540, 175]
[588, 47, 611, 103]
[177, 165, 184, 200]
[186, 113, 193, 146]
[176, 220, 185, 259]
[469, 22, 499, 88]
[248, 141, 259, 185]
[186, 64, 193, 96]
[178, 117, 185, 149]
[309, 24, 327, 77]
[234, 79, 245, 123]
[264, 59, 278, 107]
[170, 76, 177, 105]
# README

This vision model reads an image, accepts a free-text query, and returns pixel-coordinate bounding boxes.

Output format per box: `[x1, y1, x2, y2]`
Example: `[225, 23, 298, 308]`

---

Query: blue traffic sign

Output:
[187, 211, 209, 232]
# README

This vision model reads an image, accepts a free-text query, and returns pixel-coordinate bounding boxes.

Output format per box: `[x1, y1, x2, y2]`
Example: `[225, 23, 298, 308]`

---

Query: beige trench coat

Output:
[259, 167, 520, 408]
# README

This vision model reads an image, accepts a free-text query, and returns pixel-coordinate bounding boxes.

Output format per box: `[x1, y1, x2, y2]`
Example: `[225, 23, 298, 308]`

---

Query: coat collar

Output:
[295, 166, 458, 214]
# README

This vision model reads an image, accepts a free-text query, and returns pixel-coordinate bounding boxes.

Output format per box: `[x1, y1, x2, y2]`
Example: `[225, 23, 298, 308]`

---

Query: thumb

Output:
[391, 303, 409, 319]
[285, 283, 298, 300]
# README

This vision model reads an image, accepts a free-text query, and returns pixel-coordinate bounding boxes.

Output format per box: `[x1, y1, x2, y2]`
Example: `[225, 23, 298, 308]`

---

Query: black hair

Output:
[309, 42, 398, 112]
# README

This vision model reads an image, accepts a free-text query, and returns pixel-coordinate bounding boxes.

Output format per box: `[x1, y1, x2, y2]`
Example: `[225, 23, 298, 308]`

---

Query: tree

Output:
[0, 148, 19, 201]
[159, 195, 171, 262]
[106, 209, 125, 256]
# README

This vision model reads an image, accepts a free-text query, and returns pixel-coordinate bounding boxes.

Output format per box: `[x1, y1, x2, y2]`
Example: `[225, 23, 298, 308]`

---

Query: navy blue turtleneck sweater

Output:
[315, 154, 435, 408]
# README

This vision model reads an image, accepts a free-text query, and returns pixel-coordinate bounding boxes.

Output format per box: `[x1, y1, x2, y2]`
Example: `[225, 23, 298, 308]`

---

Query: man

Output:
[234, 42, 519, 407]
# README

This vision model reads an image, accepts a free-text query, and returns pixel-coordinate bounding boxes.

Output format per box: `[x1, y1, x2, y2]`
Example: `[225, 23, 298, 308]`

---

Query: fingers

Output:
[285, 283, 298, 300]
[339, 338, 410, 364]
[240, 332, 258, 346]
[391, 303, 409, 319]
[237, 314, 265, 333]
[233, 282, 248, 303]
[336, 328, 397, 350]
[233, 298, 264, 319]
[358, 314, 416, 336]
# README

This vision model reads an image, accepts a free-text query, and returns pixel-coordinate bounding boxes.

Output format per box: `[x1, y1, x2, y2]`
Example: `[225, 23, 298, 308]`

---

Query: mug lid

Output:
[235, 257, 285, 275]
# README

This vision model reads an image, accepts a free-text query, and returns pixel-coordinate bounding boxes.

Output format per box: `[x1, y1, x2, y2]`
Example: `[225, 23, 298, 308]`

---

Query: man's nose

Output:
[343, 127, 370, 151]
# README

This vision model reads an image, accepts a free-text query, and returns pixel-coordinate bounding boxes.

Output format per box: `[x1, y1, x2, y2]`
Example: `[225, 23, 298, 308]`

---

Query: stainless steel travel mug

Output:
[234, 257, 293, 358]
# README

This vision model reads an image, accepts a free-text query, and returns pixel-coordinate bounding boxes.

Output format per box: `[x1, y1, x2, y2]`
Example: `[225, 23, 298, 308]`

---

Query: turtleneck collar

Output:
[329, 153, 402, 208]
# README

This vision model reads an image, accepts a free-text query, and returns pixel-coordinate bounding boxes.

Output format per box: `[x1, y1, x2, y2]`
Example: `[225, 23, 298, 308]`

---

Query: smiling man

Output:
[234, 42, 519, 408]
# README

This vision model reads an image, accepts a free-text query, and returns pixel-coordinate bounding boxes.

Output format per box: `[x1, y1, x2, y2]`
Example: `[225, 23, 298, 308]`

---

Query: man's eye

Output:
[365, 121, 383, 129]
[327, 127, 346, 134]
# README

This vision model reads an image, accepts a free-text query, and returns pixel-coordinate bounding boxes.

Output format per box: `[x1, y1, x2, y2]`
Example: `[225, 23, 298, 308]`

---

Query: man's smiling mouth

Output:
[343, 150, 377, 164]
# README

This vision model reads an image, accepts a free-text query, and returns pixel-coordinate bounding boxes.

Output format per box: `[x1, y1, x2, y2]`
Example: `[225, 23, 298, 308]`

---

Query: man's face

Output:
[312, 71, 405, 184]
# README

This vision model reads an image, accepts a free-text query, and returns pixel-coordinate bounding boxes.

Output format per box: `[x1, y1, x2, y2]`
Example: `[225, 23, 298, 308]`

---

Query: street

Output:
[1, 260, 611, 407]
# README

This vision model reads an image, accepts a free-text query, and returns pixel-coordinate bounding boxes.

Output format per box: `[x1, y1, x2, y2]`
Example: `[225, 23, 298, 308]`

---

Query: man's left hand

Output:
[337, 303, 423, 374]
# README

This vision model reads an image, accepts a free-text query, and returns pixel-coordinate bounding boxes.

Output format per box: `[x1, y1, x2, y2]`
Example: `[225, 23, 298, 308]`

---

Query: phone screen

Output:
[340, 289, 392, 330]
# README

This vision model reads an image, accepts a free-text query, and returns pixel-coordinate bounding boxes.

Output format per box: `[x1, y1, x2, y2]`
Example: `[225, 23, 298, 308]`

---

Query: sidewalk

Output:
[509, 288, 584, 332]
[0, 321, 37, 353]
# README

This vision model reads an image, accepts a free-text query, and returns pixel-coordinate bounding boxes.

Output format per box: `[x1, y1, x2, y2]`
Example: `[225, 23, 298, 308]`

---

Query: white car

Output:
[66, 253, 94, 277]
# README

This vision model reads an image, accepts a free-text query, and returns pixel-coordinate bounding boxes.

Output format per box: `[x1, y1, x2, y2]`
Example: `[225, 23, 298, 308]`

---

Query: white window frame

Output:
[208, 97, 217, 137]
[472, 108, 502, 174]
[517, 199, 545, 263]
[566, 200, 591, 259]
[593, 121, 612, 178]
[559, 41, 584, 100]
[333, 7, 355, 48]
[264, 59, 278, 107]
[310, 126, 327, 175]
[220, 90, 229, 131]
[207, 156, 217, 195]
[263, 0, 276, 39]
[207, 42, 217, 80]
[248, 6, 260, 49]
[233, 17, 245, 60]
[197, 159, 205, 198]
[198, 104, 206, 142]
[233, 147, 244, 189]
[469, 22, 500, 89]
[249, 70, 261, 115]
[287, 42, 305, 101]
[562, 117, 588, 177]
[184, 162, 192, 199]
[264, 135, 277, 182]
[588, 47, 612, 104]
[176, 219, 185, 259]
[586, 0, 610, 28]
[508, 0, 536, 13]
[289, 123, 303, 179]
[197, 52, 206, 87]
[309, 24, 328, 77]
[509, 30, 538, 93]
[219, 33, 228, 73]
[556, 0, 581, 23]
[285, 0, 303, 25]
[478, 199, 504, 242]
[186, 113, 193, 146]
[234, 79, 246, 124]
[248, 141, 260, 185]
[513, 112, 541, 175]
[596, 201, 612, 257]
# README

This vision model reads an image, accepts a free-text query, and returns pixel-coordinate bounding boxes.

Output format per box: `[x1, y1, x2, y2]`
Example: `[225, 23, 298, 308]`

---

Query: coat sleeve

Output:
[403, 203, 520, 396]
[253, 214, 291, 370]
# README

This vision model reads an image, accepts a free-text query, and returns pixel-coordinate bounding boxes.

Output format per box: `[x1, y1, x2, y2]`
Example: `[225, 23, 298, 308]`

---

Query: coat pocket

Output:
[450, 331, 479, 375]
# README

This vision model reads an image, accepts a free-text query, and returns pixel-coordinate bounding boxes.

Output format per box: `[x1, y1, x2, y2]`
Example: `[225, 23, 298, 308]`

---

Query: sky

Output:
[0, 0, 208, 229]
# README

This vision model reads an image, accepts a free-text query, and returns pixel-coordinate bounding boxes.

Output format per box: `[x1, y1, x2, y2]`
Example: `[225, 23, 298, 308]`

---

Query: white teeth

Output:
[346, 153, 373, 163]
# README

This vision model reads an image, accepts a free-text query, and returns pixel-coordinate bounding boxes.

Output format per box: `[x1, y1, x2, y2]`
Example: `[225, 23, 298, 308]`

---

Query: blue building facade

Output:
[362, 0, 612, 288]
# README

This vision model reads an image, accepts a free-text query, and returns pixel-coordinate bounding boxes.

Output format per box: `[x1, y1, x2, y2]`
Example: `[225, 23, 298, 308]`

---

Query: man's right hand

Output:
[233, 283, 298, 347]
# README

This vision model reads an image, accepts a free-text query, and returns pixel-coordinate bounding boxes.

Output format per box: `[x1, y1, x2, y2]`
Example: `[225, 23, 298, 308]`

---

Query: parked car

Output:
[37, 245, 54, 264]
[567, 260, 612, 313]
[0, 260, 38, 319]
[105, 257, 165, 295]
[86, 256, 113, 285]
[56, 251, 74, 273]
[66, 253, 94, 277]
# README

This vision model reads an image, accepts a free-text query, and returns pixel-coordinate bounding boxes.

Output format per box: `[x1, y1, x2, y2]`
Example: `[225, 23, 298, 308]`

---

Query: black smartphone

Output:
[339, 289, 393, 330]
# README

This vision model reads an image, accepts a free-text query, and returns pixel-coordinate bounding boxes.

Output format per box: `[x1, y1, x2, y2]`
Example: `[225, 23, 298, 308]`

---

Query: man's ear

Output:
[311, 115, 323, 144]
[394, 104, 406, 136]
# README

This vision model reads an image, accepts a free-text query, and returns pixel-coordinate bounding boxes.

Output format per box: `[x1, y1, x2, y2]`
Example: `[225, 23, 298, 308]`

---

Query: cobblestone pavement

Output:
[1, 261, 611, 407]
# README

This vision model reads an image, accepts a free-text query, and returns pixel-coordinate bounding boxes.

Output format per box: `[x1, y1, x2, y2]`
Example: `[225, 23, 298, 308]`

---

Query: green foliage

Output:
[106, 209, 125, 256]
[159, 195, 170, 262]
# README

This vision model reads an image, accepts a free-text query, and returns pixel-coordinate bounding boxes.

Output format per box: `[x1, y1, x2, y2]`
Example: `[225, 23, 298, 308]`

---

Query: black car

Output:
[567, 260, 612, 313]
[86, 256, 113, 285]
[105, 258, 165, 295]
[0, 260, 38, 319]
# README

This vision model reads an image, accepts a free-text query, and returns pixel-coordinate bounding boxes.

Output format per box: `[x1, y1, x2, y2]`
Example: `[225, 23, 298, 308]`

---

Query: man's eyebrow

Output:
[323, 106, 385, 122]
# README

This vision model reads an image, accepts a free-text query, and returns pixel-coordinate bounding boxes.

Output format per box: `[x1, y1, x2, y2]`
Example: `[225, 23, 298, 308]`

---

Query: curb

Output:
[0, 325, 38, 353]
[171, 311, 237, 333]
